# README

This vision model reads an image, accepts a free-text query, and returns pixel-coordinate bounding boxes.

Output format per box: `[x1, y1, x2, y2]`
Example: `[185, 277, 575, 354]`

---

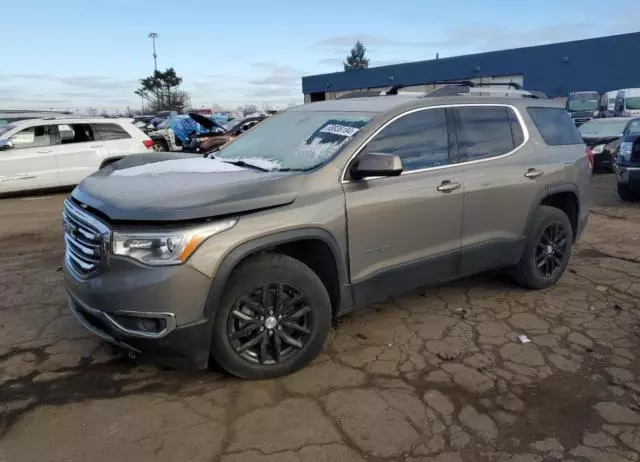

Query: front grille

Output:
[63, 200, 110, 276]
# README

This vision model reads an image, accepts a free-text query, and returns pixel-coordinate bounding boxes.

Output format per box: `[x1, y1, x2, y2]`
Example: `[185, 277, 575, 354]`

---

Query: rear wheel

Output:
[617, 184, 639, 201]
[211, 253, 331, 379]
[513, 206, 573, 289]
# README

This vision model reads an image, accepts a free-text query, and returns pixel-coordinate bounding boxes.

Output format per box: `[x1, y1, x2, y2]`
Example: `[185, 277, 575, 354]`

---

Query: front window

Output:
[579, 120, 629, 138]
[215, 111, 374, 171]
[567, 99, 599, 112]
[627, 120, 640, 135]
[0, 124, 16, 136]
[625, 97, 640, 110]
[9, 125, 57, 149]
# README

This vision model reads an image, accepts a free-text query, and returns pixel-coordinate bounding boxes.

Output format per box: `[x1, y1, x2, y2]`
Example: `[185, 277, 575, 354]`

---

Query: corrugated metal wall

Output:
[302, 32, 640, 98]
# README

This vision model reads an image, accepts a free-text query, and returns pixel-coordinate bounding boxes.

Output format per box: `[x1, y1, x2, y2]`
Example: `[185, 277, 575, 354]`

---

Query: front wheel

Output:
[211, 253, 331, 379]
[512, 205, 574, 289]
[152, 140, 168, 152]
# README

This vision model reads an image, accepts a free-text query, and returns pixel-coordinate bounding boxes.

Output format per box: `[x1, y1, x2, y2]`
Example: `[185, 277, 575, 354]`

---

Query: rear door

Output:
[55, 123, 108, 186]
[92, 122, 137, 156]
[453, 105, 542, 276]
[0, 124, 60, 193]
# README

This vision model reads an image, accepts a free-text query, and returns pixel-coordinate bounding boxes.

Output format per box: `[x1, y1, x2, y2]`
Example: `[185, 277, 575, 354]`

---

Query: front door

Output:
[342, 107, 463, 308]
[0, 125, 59, 194]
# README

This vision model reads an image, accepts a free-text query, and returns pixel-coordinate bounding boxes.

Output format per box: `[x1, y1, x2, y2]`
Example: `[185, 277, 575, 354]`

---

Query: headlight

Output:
[619, 142, 633, 162]
[112, 219, 237, 265]
[592, 144, 605, 154]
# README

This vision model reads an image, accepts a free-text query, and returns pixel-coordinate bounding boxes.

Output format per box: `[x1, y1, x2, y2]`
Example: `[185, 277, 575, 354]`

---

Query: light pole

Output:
[148, 32, 159, 72]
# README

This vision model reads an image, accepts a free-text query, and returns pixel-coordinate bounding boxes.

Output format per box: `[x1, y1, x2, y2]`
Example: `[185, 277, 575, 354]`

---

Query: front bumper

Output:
[616, 165, 640, 192]
[64, 256, 215, 369]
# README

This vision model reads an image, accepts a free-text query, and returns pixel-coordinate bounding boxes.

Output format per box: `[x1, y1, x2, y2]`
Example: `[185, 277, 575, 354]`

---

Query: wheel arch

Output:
[203, 228, 352, 320]
[525, 184, 580, 240]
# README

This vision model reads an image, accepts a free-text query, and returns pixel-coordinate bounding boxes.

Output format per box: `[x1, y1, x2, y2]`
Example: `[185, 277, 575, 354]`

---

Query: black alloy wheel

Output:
[228, 283, 313, 365]
[534, 222, 570, 278]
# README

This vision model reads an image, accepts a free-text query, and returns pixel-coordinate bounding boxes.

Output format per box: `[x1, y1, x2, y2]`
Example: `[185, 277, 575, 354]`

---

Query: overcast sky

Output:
[1, 0, 638, 112]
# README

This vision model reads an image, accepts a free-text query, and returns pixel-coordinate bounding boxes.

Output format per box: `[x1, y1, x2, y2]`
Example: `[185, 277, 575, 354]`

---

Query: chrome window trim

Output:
[340, 103, 530, 184]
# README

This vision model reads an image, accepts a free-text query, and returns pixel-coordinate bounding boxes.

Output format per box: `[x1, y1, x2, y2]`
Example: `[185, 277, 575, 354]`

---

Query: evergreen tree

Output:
[343, 41, 370, 71]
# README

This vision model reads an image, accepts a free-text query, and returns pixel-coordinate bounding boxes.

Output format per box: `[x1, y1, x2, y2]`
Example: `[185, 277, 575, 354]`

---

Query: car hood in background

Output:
[71, 153, 303, 222]
[582, 135, 620, 147]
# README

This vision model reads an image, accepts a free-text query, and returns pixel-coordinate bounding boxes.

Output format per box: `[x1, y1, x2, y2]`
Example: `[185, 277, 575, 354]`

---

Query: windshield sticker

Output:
[319, 124, 361, 137]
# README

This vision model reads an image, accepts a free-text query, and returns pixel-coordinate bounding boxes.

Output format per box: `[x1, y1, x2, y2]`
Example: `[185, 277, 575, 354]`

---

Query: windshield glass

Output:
[567, 99, 599, 112]
[625, 97, 640, 110]
[578, 119, 629, 138]
[0, 124, 16, 136]
[215, 111, 374, 171]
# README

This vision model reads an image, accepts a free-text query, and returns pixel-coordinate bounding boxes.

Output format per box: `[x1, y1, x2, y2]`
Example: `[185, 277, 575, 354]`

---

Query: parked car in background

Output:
[566, 91, 601, 126]
[579, 117, 640, 172]
[0, 118, 153, 194]
[199, 114, 267, 153]
[616, 134, 640, 201]
[600, 90, 619, 118]
[614, 88, 640, 117]
[148, 113, 226, 152]
[63, 88, 590, 378]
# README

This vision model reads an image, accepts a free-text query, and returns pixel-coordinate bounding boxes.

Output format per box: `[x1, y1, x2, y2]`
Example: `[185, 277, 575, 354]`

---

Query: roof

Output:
[302, 32, 640, 97]
[5, 117, 134, 127]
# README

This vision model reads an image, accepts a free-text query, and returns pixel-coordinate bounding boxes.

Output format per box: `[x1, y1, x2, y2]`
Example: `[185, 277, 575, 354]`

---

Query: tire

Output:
[617, 184, 639, 202]
[513, 205, 574, 290]
[152, 140, 168, 152]
[210, 253, 332, 379]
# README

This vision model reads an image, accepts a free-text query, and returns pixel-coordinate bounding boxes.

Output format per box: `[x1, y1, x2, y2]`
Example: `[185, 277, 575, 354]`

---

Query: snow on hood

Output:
[112, 157, 246, 177]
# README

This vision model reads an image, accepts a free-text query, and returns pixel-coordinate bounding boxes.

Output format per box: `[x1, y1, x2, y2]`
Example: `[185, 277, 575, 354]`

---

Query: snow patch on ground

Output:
[112, 158, 246, 177]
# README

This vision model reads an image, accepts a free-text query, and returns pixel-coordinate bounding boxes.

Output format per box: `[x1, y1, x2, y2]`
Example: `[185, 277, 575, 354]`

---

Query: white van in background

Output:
[615, 89, 640, 117]
[601, 90, 619, 118]
[0, 118, 154, 194]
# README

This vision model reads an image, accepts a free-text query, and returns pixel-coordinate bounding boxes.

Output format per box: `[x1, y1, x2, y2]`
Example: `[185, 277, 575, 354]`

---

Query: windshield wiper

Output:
[219, 159, 270, 172]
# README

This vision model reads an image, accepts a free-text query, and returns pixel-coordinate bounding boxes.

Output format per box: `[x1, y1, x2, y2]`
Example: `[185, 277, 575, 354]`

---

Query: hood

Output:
[582, 135, 620, 147]
[71, 153, 303, 222]
[189, 112, 222, 131]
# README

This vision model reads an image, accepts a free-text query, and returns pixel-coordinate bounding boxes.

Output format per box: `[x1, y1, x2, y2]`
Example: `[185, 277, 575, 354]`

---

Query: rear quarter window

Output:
[92, 123, 132, 141]
[528, 107, 583, 146]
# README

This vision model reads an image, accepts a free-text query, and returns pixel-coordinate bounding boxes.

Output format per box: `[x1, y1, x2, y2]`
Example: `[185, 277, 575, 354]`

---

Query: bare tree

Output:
[240, 104, 258, 116]
[86, 107, 98, 116]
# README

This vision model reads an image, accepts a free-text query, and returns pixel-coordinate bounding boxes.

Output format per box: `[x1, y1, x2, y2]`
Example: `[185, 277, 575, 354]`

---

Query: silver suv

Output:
[63, 86, 591, 378]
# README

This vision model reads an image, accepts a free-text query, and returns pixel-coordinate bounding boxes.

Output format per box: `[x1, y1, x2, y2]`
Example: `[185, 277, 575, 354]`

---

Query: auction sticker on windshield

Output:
[319, 124, 361, 137]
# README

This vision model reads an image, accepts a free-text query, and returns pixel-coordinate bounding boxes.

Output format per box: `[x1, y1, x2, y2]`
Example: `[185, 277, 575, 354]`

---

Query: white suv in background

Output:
[0, 118, 154, 194]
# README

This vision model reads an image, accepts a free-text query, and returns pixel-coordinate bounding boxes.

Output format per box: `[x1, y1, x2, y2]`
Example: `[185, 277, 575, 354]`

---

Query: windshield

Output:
[578, 119, 629, 138]
[626, 97, 640, 110]
[214, 111, 374, 171]
[567, 99, 599, 112]
[0, 124, 16, 136]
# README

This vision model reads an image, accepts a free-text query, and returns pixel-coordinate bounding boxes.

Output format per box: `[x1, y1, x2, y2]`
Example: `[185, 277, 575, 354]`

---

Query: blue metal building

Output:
[302, 32, 640, 101]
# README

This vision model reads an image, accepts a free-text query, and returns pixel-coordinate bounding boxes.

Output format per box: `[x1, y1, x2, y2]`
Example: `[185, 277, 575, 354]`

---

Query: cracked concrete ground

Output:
[1, 174, 640, 462]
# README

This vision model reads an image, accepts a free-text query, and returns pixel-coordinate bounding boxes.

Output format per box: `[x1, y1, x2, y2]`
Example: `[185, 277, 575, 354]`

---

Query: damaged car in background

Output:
[579, 117, 640, 172]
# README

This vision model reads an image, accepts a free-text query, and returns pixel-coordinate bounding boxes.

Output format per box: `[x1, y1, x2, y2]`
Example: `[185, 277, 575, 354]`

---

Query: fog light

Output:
[137, 318, 161, 332]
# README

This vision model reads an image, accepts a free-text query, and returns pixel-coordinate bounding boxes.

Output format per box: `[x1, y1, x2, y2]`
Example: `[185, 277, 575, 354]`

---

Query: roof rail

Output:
[423, 83, 546, 99]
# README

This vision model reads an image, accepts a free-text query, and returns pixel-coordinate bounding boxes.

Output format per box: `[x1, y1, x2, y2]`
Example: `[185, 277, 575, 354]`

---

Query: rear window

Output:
[92, 123, 131, 141]
[527, 107, 583, 146]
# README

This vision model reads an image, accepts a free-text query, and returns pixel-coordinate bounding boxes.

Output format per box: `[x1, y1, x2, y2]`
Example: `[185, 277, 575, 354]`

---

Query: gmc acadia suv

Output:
[63, 87, 591, 379]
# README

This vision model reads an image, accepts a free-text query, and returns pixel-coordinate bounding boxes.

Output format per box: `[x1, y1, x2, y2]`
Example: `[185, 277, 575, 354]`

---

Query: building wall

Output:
[302, 33, 640, 99]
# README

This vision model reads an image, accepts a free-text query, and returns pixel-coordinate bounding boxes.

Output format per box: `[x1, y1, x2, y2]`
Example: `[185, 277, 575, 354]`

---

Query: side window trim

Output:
[445, 108, 460, 164]
[341, 104, 530, 183]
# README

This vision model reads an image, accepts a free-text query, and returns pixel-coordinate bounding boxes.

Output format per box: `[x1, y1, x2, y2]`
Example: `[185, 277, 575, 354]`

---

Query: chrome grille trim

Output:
[63, 200, 110, 277]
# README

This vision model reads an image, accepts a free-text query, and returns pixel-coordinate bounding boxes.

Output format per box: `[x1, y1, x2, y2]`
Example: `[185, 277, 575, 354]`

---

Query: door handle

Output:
[437, 180, 461, 192]
[524, 168, 544, 179]
[37, 149, 53, 153]
[89, 144, 104, 148]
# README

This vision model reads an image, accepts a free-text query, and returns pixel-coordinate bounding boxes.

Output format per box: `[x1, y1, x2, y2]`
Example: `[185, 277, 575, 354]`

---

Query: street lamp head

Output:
[148, 32, 158, 39]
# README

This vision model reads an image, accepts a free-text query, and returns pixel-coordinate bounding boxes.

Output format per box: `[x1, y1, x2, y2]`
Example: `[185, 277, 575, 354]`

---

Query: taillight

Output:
[143, 139, 154, 149]
[585, 146, 594, 169]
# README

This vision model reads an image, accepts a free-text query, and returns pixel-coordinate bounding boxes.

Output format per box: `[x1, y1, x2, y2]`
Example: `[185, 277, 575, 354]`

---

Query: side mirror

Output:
[0, 139, 13, 150]
[350, 152, 403, 180]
